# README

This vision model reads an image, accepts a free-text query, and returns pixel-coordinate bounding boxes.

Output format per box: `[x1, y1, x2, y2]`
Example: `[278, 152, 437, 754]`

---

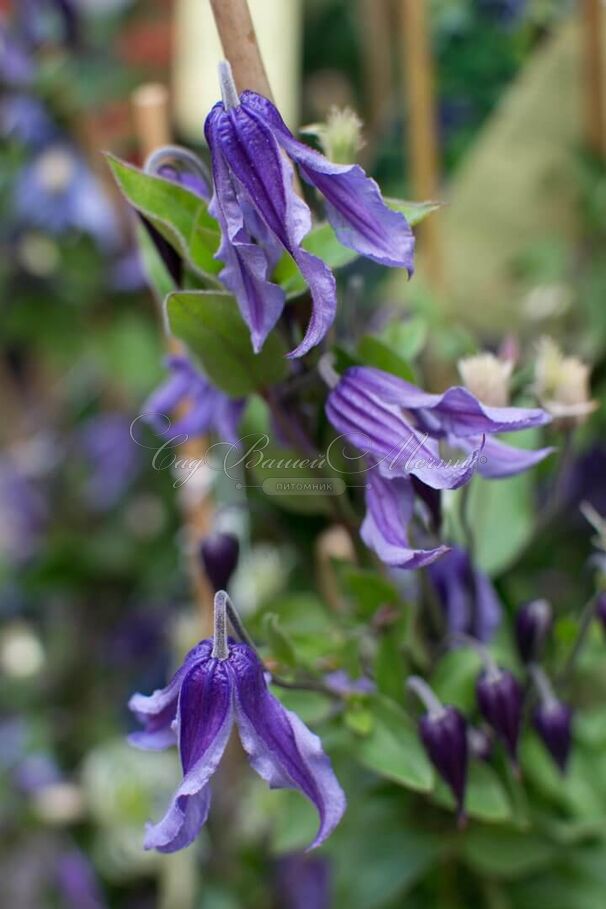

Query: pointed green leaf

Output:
[166, 291, 288, 395]
[106, 154, 221, 281]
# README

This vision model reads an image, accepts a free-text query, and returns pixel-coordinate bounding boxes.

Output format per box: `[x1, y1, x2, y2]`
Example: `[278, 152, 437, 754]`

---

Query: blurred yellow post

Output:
[131, 84, 214, 635]
[582, 0, 606, 158]
[399, 0, 443, 290]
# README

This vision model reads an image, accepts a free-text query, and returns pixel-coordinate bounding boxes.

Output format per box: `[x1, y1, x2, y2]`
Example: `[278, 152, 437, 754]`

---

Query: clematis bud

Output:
[515, 599, 552, 663]
[200, 532, 240, 592]
[534, 337, 597, 426]
[457, 353, 513, 407]
[476, 666, 523, 764]
[407, 677, 468, 822]
[530, 666, 572, 772]
[302, 106, 366, 164]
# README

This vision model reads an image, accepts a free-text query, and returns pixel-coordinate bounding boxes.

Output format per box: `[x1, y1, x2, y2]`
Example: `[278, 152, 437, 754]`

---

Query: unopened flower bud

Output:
[476, 667, 523, 763]
[200, 532, 239, 592]
[515, 599, 552, 663]
[302, 106, 365, 164]
[408, 677, 468, 821]
[457, 353, 512, 407]
[533, 700, 573, 773]
[534, 337, 597, 426]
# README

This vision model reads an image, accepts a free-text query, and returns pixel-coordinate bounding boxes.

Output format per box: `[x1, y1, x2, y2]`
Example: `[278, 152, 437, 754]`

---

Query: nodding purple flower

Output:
[408, 677, 468, 822]
[200, 531, 240, 592]
[1, 94, 56, 147]
[515, 599, 552, 664]
[325, 365, 551, 487]
[360, 470, 449, 570]
[14, 144, 117, 248]
[56, 847, 107, 909]
[78, 412, 141, 511]
[142, 355, 245, 447]
[128, 592, 346, 853]
[204, 62, 414, 358]
[428, 547, 502, 642]
[274, 853, 331, 909]
[533, 701, 572, 773]
[476, 667, 523, 763]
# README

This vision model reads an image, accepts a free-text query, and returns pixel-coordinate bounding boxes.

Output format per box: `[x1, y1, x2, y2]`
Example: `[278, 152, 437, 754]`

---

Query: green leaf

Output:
[433, 761, 511, 823]
[385, 198, 442, 225]
[339, 566, 399, 618]
[461, 826, 557, 879]
[451, 428, 543, 576]
[431, 648, 483, 713]
[349, 695, 434, 792]
[273, 222, 359, 296]
[135, 222, 175, 301]
[262, 613, 297, 668]
[106, 154, 221, 280]
[357, 336, 415, 382]
[166, 291, 288, 395]
[380, 317, 428, 361]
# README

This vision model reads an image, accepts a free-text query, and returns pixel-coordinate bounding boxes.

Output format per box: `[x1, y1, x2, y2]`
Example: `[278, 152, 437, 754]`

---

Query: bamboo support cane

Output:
[582, 0, 606, 159]
[131, 83, 214, 634]
[399, 0, 443, 291]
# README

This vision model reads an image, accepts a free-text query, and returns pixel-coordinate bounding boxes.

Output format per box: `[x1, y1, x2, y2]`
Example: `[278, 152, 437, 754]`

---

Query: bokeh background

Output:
[2, 1, 606, 907]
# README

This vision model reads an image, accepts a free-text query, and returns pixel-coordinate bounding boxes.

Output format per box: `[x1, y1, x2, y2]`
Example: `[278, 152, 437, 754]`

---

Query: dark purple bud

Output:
[533, 701, 572, 773]
[515, 599, 552, 663]
[595, 592, 606, 632]
[199, 532, 239, 592]
[476, 668, 523, 763]
[419, 707, 468, 821]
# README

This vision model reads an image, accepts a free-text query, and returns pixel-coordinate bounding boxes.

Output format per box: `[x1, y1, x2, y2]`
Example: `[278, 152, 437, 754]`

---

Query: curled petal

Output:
[206, 110, 284, 352]
[241, 91, 414, 272]
[128, 642, 211, 751]
[361, 470, 449, 569]
[144, 656, 233, 853]
[472, 435, 554, 479]
[207, 102, 337, 358]
[326, 373, 476, 490]
[232, 645, 345, 849]
[345, 368, 550, 437]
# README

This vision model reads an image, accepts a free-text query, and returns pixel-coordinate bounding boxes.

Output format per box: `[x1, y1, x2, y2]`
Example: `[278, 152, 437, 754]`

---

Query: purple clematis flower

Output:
[361, 469, 449, 570]
[142, 355, 245, 447]
[204, 62, 414, 357]
[78, 412, 141, 511]
[129, 592, 346, 853]
[428, 546, 502, 641]
[1, 94, 56, 147]
[326, 366, 551, 486]
[14, 144, 117, 248]
[274, 853, 331, 909]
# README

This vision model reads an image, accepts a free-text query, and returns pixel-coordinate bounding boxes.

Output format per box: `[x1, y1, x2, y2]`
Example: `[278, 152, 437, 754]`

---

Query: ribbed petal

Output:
[206, 108, 284, 353]
[128, 641, 211, 751]
[231, 644, 345, 849]
[326, 373, 476, 490]
[241, 91, 414, 272]
[346, 367, 550, 438]
[144, 655, 234, 853]
[361, 470, 448, 569]
[472, 436, 554, 479]
[207, 101, 337, 358]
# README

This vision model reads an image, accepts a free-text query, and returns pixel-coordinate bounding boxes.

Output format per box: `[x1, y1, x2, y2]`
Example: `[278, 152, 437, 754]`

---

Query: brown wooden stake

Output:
[399, 0, 443, 290]
[582, 0, 606, 159]
[131, 83, 214, 635]
[358, 0, 393, 163]
[209, 0, 273, 98]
